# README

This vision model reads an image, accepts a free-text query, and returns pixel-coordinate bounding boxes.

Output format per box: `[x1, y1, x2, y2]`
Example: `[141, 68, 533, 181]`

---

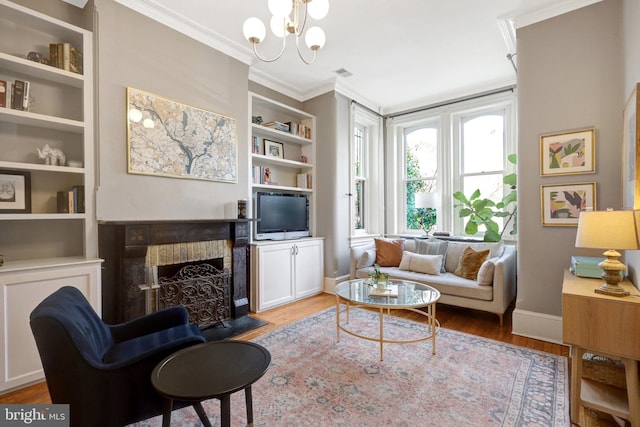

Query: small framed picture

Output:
[264, 140, 284, 159]
[540, 128, 595, 176]
[541, 182, 596, 226]
[0, 170, 31, 213]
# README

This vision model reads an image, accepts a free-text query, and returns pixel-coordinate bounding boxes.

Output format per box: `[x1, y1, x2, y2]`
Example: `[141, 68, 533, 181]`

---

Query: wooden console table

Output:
[562, 269, 640, 426]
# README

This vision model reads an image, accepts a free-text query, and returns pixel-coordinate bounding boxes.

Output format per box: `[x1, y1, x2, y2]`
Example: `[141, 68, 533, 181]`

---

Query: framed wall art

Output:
[264, 140, 284, 159]
[126, 87, 237, 183]
[622, 82, 640, 209]
[0, 170, 31, 213]
[540, 128, 595, 176]
[541, 182, 595, 226]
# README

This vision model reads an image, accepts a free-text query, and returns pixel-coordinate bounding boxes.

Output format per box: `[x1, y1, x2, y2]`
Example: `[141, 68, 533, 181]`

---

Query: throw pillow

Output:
[454, 246, 490, 280]
[477, 257, 499, 285]
[444, 241, 504, 273]
[374, 238, 405, 267]
[398, 251, 442, 275]
[415, 239, 448, 273]
[356, 249, 376, 269]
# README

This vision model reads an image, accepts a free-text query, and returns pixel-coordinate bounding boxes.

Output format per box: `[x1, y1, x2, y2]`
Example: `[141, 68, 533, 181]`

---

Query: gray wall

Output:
[93, 0, 249, 221]
[622, 0, 640, 283]
[304, 92, 351, 279]
[517, 0, 623, 317]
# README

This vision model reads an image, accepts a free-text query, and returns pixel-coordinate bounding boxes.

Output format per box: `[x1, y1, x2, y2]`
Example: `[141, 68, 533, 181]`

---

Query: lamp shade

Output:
[575, 210, 639, 250]
[414, 192, 438, 209]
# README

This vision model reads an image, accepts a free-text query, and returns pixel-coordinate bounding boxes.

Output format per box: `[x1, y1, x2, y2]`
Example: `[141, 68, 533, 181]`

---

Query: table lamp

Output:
[575, 209, 639, 296]
[414, 192, 437, 234]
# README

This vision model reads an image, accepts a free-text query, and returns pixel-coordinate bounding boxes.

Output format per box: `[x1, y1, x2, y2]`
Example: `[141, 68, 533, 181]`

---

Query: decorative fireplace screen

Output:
[157, 263, 231, 329]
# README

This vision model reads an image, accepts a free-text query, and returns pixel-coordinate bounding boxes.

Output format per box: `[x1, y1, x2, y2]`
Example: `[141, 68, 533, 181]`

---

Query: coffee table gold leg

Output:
[379, 307, 384, 361]
[431, 303, 436, 355]
[335, 295, 340, 343]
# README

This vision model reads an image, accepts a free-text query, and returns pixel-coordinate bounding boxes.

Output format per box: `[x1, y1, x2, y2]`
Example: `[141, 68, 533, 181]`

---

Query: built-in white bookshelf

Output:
[0, 0, 101, 394]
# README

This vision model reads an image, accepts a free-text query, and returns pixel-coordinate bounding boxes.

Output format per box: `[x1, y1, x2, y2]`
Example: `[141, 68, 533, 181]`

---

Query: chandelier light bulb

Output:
[307, 0, 329, 20]
[268, 0, 292, 17]
[243, 17, 266, 43]
[305, 26, 326, 50]
[270, 15, 288, 38]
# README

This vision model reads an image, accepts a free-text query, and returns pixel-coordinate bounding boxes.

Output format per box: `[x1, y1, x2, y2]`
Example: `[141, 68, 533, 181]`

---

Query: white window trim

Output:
[350, 104, 384, 238]
[386, 90, 516, 238]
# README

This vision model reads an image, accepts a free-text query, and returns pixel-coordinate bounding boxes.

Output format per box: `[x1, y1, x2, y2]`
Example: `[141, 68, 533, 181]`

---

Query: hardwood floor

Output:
[0, 292, 569, 406]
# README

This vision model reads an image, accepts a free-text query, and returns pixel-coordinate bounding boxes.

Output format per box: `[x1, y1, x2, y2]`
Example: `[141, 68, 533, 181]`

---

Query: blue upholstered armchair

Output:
[30, 286, 206, 427]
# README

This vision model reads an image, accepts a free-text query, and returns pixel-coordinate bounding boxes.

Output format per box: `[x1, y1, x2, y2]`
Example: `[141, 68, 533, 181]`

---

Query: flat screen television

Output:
[255, 192, 310, 241]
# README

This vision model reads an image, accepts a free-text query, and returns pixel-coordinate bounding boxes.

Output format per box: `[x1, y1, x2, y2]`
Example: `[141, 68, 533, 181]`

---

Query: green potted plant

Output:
[368, 264, 390, 289]
[453, 154, 517, 242]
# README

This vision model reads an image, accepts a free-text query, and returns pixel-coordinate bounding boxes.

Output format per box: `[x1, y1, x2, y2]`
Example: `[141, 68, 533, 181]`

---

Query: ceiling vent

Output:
[334, 68, 353, 78]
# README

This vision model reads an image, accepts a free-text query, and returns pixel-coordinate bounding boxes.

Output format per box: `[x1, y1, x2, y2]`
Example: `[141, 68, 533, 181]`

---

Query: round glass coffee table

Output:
[335, 279, 440, 361]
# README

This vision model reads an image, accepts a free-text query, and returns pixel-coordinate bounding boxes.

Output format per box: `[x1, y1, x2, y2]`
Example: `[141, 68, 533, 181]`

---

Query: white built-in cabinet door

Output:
[0, 259, 102, 393]
[254, 242, 296, 311]
[293, 239, 323, 299]
[251, 238, 323, 312]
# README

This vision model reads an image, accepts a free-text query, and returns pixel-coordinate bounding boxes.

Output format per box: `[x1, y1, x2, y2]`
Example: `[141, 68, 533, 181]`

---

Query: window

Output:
[389, 91, 516, 239]
[404, 123, 439, 233]
[351, 104, 383, 238]
[353, 124, 366, 230]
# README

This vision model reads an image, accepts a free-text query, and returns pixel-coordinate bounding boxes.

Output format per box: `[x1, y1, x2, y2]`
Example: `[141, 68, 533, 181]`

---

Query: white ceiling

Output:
[115, 0, 602, 114]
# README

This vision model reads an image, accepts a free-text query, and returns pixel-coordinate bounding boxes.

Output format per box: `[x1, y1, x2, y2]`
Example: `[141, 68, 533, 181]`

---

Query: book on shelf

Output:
[284, 120, 313, 139]
[11, 80, 24, 110]
[49, 42, 83, 74]
[57, 186, 85, 213]
[71, 185, 85, 213]
[297, 173, 312, 189]
[263, 121, 290, 132]
[49, 43, 58, 68]
[252, 136, 261, 154]
[57, 190, 74, 213]
[22, 81, 30, 111]
[0, 80, 6, 107]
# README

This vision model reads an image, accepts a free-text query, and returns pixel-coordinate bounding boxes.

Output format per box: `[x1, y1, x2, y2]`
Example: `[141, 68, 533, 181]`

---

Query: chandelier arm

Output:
[251, 36, 288, 63]
[295, 35, 317, 65]
[295, 0, 309, 36]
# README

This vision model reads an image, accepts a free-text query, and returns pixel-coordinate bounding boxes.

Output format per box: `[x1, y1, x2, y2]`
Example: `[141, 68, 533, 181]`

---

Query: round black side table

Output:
[151, 340, 271, 427]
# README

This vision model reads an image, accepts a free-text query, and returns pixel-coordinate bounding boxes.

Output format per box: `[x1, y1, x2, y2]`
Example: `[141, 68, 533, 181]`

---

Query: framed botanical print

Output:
[541, 182, 595, 226]
[540, 128, 595, 176]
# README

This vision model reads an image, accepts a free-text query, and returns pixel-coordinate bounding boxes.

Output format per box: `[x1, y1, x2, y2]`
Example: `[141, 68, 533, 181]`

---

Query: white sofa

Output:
[349, 238, 517, 325]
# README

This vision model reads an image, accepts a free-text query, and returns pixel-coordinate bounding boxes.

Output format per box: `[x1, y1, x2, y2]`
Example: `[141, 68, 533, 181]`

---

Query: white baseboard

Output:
[512, 308, 565, 345]
[323, 275, 350, 294]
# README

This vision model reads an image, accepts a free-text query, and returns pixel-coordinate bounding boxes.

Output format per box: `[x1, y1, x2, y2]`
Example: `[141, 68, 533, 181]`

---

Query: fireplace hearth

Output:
[98, 219, 252, 325]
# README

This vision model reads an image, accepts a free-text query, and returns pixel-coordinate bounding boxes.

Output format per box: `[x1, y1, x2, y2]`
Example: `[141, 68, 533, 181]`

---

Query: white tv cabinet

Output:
[250, 237, 324, 312]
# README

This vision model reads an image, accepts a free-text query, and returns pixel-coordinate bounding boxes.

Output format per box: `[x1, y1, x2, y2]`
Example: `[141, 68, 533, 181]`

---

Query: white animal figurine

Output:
[36, 144, 66, 166]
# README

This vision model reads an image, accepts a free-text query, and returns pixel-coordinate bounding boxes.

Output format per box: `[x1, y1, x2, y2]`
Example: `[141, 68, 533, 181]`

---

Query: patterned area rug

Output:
[132, 307, 569, 426]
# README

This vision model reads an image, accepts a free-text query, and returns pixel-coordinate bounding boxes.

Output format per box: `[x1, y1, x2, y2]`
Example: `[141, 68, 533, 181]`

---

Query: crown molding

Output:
[511, 0, 604, 29]
[113, 0, 254, 65]
[62, 0, 89, 8]
[248, 68, 307, 102]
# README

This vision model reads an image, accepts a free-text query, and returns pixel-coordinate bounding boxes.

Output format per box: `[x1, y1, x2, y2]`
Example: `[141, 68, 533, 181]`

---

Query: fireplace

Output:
[98, 219, 251, 325]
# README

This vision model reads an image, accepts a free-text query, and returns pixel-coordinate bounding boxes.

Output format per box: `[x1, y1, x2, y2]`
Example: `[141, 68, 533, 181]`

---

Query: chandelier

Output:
[242, 0, 329, 65]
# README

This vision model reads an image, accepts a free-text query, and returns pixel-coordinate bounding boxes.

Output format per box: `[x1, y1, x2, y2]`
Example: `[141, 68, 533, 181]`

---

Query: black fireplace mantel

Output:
[98, 219, 253, 324]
